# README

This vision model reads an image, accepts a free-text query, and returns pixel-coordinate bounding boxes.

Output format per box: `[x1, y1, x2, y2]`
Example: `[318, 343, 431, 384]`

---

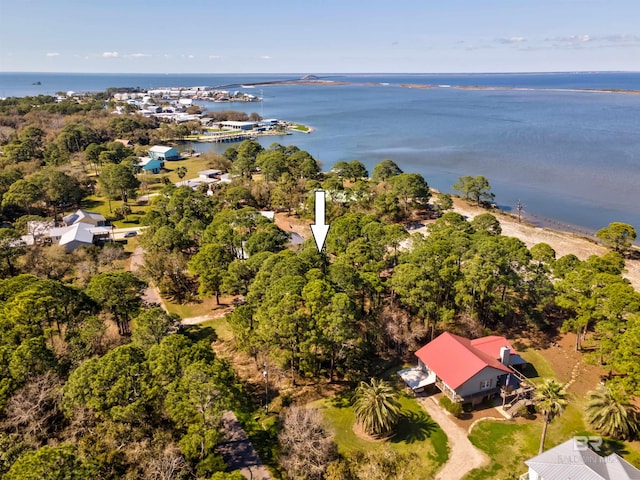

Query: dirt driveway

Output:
[417, 395, 488, 480]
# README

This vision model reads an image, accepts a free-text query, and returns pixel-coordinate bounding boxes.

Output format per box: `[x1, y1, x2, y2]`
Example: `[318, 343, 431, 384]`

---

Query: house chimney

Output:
[500, 346, 511, 366]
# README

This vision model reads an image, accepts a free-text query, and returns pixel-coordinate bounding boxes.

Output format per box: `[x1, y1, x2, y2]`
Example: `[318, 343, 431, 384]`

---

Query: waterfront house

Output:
[148, 145, 180, 161]
[399, 332, 527, 405]
[521, 438, 640, 479]
[220, 121, 256, 131]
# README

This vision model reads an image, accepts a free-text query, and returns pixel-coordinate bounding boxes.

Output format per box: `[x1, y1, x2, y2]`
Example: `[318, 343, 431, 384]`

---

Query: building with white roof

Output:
[148, 145, 180, 161]
[523, 438, 640, 480]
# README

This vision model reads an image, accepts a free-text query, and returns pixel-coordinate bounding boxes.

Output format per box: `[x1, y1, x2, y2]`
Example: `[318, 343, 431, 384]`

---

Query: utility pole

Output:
[516, 199, 524, 223]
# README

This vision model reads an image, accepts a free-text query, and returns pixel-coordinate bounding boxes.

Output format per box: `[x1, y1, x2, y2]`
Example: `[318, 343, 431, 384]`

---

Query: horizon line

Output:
[1, 70, 640, 76]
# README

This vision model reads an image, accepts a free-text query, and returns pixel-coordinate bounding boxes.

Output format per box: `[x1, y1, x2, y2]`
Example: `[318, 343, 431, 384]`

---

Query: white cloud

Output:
[127, 53, 151, 58]
[188, 54, 195, 59]
[46, 52, 60, 57]
[209, 55, 222, 59]
[102, 51, 119, 58]
[495, 36, 527, 44]
[546, 34, 591, 44]
[260, 55, 272, 60]
[601, 34, 640, 43]
[544, 33, 640, 49]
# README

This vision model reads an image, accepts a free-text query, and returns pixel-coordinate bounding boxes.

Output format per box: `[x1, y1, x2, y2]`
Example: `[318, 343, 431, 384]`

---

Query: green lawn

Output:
[465, 347, 640, 477]
[80, 195, 149, 228]
[466, 421, 539, 480]
[165, 300, 216, 319]
[185, 316, 233, 342]
[160, 156, 218, 183]
[314, 391, 448, 479]
[518, 349, 557, 383]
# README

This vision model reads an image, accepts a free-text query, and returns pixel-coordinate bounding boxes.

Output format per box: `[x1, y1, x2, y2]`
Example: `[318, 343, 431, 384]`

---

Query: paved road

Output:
[217, 411, 272, 480]
[112, 226, 146, 240]
[417, 395, 488, 480]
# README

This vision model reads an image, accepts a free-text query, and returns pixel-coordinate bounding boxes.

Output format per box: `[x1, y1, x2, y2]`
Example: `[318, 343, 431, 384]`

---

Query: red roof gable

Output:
[415, 332, 512, 390]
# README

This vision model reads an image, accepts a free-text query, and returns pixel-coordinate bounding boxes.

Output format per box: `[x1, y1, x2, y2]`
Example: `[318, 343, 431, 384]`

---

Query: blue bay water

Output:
[1, 72, 639, 234]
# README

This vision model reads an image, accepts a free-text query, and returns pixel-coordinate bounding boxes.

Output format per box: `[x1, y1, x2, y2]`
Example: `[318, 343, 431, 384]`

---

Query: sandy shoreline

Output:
[446, 197, 640, 291]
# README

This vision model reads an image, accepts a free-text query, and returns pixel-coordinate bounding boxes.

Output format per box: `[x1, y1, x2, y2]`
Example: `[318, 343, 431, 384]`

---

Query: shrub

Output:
[439, 396, 463, 417]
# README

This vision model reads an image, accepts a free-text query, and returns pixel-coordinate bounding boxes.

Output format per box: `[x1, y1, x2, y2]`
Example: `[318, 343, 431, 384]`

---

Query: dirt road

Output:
[417, 395, 488, 480]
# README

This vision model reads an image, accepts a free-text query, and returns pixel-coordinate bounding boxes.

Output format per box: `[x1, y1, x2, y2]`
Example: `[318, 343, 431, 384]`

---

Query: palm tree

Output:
[585, 386, 639, 440]
[175, 166, 188, 180]
[535, 379, 568, 453]
[353, 378, 402, 436]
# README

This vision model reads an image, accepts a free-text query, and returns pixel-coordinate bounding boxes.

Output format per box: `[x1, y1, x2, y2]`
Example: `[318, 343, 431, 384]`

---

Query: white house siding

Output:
[455, 367, 507, 400]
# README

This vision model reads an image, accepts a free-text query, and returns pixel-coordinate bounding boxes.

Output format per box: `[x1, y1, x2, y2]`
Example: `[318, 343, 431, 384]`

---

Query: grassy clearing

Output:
[160, 156, 216, 183]
[193, 317, 233, 342]
[518, 349, 557, 383]
[466, 347, 640, 475]
[164, 299, 217, 319]
[80, 195, 149, 228]
[466, 421, 539, 480]
[314, 391, 448, 479]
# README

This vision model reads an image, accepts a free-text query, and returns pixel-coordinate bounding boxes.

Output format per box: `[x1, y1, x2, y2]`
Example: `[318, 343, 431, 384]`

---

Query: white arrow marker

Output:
[310, 190, 330, 252]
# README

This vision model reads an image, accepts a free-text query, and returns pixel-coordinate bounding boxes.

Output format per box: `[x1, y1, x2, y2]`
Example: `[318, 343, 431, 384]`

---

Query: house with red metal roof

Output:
[399, 332, 528, 405]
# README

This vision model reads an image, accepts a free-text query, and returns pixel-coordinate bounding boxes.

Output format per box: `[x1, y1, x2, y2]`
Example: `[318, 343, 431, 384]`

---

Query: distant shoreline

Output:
[244, 78, 640, 95]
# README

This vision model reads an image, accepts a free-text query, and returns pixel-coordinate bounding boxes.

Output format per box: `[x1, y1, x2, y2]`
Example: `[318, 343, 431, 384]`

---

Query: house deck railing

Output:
[519, 472, 529, 480]
[435, 379, 464, 402]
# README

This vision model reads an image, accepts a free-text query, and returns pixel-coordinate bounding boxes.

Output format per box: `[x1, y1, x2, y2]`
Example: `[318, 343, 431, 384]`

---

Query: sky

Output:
[0, 0, 638, 73]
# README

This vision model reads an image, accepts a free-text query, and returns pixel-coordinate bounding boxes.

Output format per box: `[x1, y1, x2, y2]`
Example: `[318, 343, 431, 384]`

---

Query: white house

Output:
[522, 438, 640, 480]
[62, 209, 106, 227]
[50, 209, 112, 252]
[220, 121, 256, 131]
[175, 170, 221, 192]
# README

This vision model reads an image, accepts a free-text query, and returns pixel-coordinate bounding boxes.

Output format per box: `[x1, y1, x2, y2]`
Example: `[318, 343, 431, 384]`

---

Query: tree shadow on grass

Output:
[516, 363, 540, 380]
[80, 199, 104, 210]
[391, 410, 439, 444]
[183, 325, 217, 343]
[329, 389, 354, 409]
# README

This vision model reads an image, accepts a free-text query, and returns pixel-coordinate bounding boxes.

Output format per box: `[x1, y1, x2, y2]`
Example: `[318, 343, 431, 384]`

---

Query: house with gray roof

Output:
[62, 209, 106, 227]
[522, 438, 640, 480]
